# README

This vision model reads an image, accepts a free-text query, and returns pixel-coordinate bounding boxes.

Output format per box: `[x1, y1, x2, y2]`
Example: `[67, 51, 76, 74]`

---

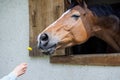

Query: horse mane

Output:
[88, 4, 120, 19]
[88, 4, 115, 17]
[68, 0, 120, 19]
[87, 4, 120, 30]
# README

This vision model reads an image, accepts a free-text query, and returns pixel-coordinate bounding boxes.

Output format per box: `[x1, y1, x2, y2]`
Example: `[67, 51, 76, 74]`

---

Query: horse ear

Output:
[78, 0, 87, 8]
[67, 0, 77, 4]
[83, 1, 87, 9]
[67, 0, 71, 4]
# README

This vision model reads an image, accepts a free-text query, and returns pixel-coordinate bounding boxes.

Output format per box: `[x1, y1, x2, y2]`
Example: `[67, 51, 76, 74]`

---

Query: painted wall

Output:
[0, 0, 120, 80]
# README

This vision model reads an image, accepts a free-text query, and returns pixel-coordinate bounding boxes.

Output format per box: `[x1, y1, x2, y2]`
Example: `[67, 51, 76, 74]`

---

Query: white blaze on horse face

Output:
[50, 9, 71, 26]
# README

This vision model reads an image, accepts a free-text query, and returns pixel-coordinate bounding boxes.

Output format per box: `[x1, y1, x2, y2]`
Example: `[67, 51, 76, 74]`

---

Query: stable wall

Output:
[0, 0, 120, 80]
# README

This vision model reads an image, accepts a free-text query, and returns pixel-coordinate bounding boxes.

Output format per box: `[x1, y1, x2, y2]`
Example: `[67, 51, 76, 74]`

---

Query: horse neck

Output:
[93, 15, 120, 52]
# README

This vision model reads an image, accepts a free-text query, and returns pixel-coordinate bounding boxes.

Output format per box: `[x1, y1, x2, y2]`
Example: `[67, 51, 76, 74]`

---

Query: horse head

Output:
[37, 1, 95, 55]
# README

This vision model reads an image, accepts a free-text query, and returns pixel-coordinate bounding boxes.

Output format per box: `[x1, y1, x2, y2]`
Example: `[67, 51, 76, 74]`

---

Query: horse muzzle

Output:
[37, 33, 57, 55]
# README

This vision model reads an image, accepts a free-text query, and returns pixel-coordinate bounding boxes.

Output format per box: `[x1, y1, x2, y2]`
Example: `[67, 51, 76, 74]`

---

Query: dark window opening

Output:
[67, 37, 116, 55]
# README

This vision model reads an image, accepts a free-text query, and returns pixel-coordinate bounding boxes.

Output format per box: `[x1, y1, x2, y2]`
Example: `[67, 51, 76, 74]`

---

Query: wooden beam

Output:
[29, 0, 64, 56]
[50, 53, 120, 66]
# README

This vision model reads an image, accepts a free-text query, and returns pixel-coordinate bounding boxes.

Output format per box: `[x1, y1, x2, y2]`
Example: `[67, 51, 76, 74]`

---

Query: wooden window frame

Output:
[50, 53, 120, 66]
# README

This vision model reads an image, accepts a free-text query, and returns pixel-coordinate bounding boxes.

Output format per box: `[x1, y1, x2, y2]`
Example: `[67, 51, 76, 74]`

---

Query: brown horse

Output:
[37, 1, 120, 54]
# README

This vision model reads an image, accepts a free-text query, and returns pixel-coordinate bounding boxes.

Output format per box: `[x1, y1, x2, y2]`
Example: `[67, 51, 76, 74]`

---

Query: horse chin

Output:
[40, 45, 56, 55]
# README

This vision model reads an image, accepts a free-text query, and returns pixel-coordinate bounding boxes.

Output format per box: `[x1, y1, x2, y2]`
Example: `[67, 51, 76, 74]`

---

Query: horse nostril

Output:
[40, 33, 49, 41]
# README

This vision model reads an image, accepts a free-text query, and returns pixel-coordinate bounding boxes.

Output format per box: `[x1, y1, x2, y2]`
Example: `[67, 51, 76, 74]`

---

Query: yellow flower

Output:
[27, 47, 32, 51]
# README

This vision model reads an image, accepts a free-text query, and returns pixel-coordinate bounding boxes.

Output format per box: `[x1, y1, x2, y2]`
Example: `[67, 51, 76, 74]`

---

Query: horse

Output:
[37, 0, 120, 55]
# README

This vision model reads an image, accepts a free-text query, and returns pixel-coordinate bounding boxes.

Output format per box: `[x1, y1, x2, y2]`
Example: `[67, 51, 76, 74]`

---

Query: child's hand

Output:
[13, 63, 27, 77]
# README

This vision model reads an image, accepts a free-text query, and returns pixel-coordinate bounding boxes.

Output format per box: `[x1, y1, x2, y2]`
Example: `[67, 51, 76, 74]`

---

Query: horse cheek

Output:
[72, 26, 88, 44]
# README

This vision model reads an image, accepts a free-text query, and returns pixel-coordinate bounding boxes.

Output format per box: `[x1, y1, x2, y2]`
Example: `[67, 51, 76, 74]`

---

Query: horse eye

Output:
[71, 14, 80, 20]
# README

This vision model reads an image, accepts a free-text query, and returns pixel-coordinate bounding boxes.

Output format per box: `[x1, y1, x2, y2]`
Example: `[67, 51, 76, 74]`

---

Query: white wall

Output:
[0, 0, 120, 80]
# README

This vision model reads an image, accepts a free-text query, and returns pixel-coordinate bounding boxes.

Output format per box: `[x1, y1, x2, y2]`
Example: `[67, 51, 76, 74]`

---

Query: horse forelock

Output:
[67, 0, 87, 10]
[68, 2, 79, 10]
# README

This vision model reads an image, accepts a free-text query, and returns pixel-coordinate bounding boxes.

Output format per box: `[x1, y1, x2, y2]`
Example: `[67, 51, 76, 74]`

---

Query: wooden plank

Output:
[50, 53, 120, 66]
[29, 0, 64, 56]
